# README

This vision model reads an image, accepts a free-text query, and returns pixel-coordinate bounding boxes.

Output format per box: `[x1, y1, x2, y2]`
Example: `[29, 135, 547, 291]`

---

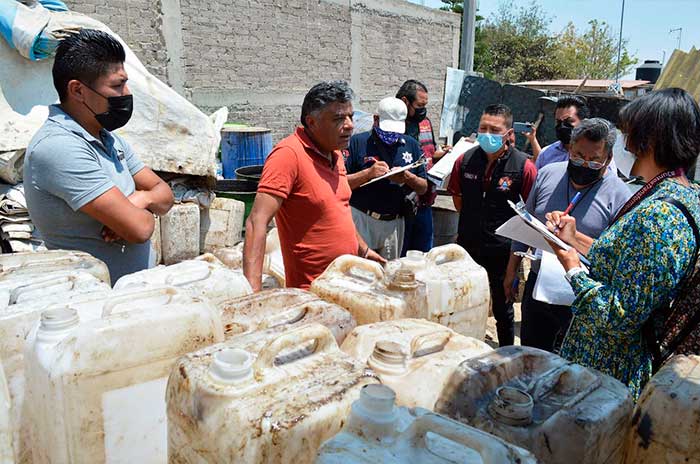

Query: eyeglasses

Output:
[569, 156, 606, 170]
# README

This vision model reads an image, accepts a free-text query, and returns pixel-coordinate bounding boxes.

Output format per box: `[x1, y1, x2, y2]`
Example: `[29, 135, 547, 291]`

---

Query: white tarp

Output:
[0, 5, 225, 179]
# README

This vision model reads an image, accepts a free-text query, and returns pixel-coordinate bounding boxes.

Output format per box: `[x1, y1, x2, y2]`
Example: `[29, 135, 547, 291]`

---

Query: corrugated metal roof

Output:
[654, 47, 700, 101]
[515, 79, 650, 90]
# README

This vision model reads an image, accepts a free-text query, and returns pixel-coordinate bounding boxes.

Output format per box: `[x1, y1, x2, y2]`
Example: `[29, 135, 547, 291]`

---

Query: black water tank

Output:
[636, 60, 662, 84]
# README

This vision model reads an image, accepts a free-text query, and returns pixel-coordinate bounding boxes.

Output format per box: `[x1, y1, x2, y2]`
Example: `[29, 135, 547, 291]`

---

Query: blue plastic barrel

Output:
[220, 126, 273, 179]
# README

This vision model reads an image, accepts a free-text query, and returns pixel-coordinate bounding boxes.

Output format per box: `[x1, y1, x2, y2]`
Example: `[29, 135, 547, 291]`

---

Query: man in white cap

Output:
[345, 97, 428, 259]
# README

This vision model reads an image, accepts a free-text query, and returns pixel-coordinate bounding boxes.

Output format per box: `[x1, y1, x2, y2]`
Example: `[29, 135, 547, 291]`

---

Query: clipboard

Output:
[359, 157, 427, 188]
[496, 200, 591, 266]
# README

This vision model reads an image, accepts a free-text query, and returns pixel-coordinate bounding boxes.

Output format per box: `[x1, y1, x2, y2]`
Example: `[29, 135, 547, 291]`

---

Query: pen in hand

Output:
[555, 191, 582, 233]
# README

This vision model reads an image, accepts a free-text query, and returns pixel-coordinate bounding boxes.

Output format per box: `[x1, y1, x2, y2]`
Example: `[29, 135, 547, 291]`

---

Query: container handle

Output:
[329, 255, 384, 284]
[194, 253, 222, 266]
[253, 323, 337, 377]
[9, 275, 75, 304]
[406, 413, 528, 462]
[530, 363, 602, 409]
[102, 287, 177, 317]
[259, 303, 308, 329]
[165, 265, 213, 287]
[410, 330, 452, 358]
[425, 244, 469, 266]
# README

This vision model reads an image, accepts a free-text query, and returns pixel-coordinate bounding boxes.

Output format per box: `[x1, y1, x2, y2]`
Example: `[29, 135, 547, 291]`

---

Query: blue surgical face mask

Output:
[477, 132, 505, 154]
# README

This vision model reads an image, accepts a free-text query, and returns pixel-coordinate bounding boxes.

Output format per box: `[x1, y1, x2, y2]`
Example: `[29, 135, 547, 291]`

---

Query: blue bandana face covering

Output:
[374, 126, 402, 145]
[476, 132, 504, 154]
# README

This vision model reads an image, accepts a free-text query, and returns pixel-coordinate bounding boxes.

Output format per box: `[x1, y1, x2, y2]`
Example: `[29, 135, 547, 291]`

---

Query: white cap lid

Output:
[377, 97, 407, 134]
[209, 348, 253, 384]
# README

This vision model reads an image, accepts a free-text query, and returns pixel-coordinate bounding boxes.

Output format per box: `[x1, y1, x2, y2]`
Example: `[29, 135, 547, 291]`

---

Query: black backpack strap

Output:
[644, 195, 700, 371]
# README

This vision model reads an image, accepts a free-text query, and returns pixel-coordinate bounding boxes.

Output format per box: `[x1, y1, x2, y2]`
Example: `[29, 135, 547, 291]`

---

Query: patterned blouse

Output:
[561, 179, 700, 400]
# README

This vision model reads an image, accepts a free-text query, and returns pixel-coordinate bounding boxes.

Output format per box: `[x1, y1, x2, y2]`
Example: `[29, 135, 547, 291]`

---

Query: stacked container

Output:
[316, 384, 537, 463]
[310, 255, 427, 325]
[624, 355, 700, 463]
[114, 254, 252, 306]
[435, 346, 633, 464]
[341, 319, 491, 409]
[219, 289, 355, 343]
[23, 289, 224, 463]
[386, 244, 490, 339]
[167, 324, 379, 463]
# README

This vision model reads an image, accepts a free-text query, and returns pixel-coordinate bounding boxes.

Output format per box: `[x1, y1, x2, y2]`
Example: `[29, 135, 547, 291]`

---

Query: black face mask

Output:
[567, 162, 603, 186]
[81, 82, 134, 131]
[555, 121, 574, 145]
[411, 107, 427, 122]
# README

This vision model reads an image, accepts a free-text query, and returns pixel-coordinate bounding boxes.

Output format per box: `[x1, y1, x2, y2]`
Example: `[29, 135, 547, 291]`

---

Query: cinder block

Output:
[199, 197, 245, 253]
[161, 203, 200, 265]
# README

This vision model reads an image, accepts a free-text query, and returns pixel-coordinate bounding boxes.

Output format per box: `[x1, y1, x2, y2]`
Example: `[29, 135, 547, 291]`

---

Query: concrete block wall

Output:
[65, 0, 460, 142]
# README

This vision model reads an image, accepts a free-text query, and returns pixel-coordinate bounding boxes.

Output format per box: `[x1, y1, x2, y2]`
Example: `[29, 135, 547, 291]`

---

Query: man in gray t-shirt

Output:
[24, 29, 173, 283]
[503, 118, 632, 352]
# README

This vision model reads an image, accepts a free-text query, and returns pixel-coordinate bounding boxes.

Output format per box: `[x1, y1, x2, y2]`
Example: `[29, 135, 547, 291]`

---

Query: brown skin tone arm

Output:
[504, 253, 523, 303]
[80, 187, 156, 244]
[347, 161, 390, 190]
[129, 168, 174, 215]
[243, 192, 282, 292]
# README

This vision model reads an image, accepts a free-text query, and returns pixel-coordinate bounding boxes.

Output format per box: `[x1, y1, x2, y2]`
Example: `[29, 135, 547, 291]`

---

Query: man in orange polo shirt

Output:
[243, 81, 385, 291]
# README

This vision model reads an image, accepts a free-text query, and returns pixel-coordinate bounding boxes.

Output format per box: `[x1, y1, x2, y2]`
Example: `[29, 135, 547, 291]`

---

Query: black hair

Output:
[300, 81, 355, 128]
[396, 79, 428, 103]
[483, 103, 513, 128]
[618, 88, 700, 172]
[52, 29, 126, 102]
[571, 118, 617, 156]
[555, 95, 590, 120]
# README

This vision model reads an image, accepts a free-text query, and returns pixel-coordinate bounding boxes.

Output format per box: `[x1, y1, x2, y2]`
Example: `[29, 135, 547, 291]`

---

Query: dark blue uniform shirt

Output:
[345, 130, 426, 215]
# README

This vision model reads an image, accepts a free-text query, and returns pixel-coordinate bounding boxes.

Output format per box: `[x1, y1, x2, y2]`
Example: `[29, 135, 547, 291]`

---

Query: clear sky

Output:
[408, 0, 700, 78]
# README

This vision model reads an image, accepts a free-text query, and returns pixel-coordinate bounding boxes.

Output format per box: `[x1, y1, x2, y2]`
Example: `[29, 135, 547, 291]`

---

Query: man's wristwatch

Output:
[565, 266, 588, 283]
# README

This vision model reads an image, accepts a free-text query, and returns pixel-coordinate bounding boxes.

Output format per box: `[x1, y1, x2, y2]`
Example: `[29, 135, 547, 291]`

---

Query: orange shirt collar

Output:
[295, 127, 340, 163]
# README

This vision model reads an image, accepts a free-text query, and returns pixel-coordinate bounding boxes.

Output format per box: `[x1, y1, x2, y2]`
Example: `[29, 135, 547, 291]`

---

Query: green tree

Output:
[476, 1, 562, 82]
[440, 0, 463, 13]
[555, 20, 638, 79]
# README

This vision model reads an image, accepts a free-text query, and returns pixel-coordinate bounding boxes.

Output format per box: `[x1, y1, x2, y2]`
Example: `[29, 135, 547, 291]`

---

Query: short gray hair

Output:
[300, 80, 355, 127]
[571, 117, 617, 155]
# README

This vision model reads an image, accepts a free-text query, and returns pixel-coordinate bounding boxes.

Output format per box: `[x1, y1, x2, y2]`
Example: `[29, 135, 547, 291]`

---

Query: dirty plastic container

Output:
[0, 271, 108, 308]
[0, 283, 116, 464]
[0, 363, 12, 464]
[310, 255, 427, 326]
[200, 197, 245, 253]
[219, 289, 356, 343]
[114, 254, 252, 307]
[265, 228, 285, 286]
[435, 346, 634, 464]
[625, 355, 700, 463]
[161, 202, 201, 264]
[341, 319, 491, 409]
[0, 250, 110, 285]
[167, 323, 379, 463]
[316, 384, 537, 463]
[24, 291, 224, 464]
[386, 245, 490, 340]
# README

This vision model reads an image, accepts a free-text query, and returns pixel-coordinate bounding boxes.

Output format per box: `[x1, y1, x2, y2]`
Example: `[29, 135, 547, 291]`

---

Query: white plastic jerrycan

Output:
[625, 355, 700, 463]
[316, 384, 537, 464]
[386, 245, 490, 340]
[0, 285, 117, 464]
[265, 227, 285, 287]
[0, 271, 108, 309]
[114, 253, 252, 306]
[310, 255, 427, 326]
[218, 288, 356, 343]
[0, 363, 13, 464]
[167, 323, 380, 463]
[341, 319, 491, 409]
[0, 250, 110, 285]
[24, 292, 224, 464]
[435, 345, 634, 464]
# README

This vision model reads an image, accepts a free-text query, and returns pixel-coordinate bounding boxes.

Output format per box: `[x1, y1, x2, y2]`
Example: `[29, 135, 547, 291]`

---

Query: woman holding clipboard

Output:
[545, 88, 700, 400]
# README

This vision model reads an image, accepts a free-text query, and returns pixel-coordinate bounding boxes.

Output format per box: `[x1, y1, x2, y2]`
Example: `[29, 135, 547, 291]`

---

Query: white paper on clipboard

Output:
[533, 251, 576, 306]
[495, 201, 570, 254]
[359, 158, 426, 188]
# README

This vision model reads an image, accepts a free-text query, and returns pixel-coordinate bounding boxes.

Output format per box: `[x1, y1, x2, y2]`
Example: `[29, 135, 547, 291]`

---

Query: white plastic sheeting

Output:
[0, 7, 225, 179]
